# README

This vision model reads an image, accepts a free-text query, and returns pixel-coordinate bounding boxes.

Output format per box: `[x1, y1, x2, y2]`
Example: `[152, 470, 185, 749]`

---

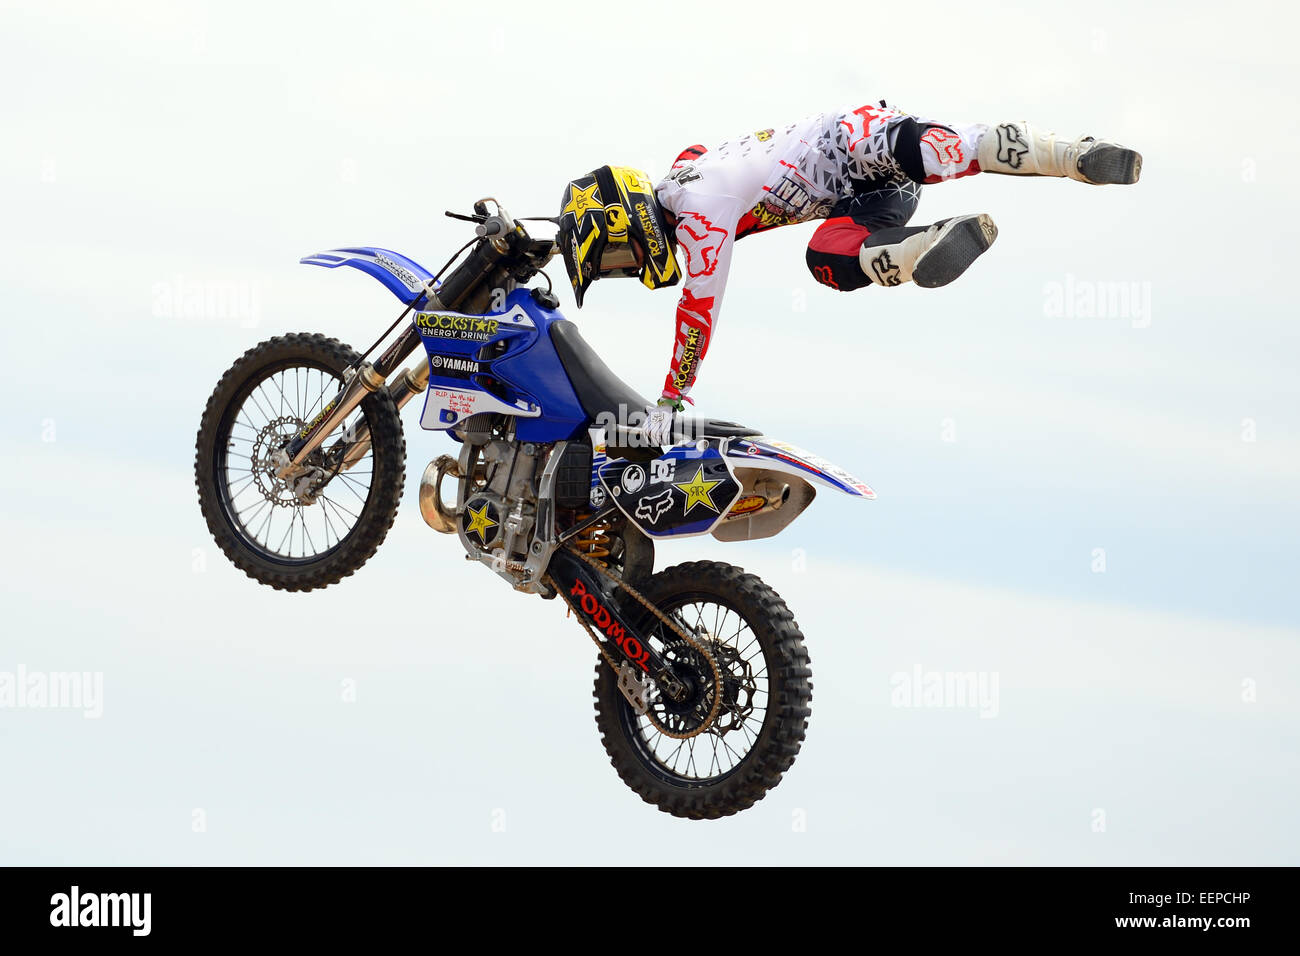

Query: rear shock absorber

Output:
[572, 516, 613, 565]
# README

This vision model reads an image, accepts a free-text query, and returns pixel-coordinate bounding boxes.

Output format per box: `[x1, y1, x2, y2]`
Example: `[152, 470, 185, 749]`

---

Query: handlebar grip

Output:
[476, 218, 506, 238]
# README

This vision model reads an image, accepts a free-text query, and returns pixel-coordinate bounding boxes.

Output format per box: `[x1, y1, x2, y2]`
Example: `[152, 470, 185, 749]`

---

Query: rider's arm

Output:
[660, 195, 744, 404]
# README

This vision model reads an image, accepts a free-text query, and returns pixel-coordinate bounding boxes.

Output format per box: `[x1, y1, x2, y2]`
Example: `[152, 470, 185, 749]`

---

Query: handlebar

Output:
[472, 198, 516, 238]
[434, 198, 557, 312]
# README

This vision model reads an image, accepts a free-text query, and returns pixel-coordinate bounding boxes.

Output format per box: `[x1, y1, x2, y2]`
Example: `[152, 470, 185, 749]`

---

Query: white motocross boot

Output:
[858, 214, 998, 289]
[977, 121, 1142, 185]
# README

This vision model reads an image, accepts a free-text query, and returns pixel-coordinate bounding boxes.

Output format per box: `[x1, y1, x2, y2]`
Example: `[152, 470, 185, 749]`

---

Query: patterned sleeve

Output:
[661, 195, 744, 402]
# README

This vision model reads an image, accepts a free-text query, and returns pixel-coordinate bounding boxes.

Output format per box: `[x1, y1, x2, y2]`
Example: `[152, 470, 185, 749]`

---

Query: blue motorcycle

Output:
[195, 200, 874, 818]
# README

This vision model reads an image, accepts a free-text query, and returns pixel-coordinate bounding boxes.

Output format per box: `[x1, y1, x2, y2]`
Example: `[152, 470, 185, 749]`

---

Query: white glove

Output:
[643, 404, 674, 447]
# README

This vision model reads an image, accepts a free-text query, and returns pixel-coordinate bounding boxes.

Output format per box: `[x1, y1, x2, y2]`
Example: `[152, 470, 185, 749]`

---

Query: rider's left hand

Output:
[644, 402, 675, 447]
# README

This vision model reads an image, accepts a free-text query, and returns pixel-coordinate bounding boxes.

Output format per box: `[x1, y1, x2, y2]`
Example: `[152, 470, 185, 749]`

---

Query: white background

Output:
[1, 0, 1297, 863]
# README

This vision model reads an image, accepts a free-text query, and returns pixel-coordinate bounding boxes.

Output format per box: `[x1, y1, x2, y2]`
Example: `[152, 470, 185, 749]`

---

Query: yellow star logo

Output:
[673, 465, 722, 515]
[562, 181, 602, 220]
[464, 501, 498, 543]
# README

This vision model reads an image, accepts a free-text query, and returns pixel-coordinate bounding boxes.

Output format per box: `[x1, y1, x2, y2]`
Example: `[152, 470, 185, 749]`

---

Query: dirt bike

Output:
[194, 199, 875, 819]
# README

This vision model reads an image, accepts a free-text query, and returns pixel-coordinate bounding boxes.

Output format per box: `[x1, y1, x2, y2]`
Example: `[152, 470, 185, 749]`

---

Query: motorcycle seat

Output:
[549, 320, 760, 439]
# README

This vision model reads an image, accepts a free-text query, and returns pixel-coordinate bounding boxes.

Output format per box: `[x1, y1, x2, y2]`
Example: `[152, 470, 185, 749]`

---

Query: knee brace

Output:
[891, 119, 977, 184]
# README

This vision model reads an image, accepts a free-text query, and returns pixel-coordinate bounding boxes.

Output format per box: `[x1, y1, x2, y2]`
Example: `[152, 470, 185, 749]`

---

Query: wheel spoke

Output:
[335, 472, 371, 504]
[624, 596, 775, 784]
[318, 495, 359, 521]
[275, 509, 296, 554]
[245, 387, 275, 424]
[213, 358, 379, 562]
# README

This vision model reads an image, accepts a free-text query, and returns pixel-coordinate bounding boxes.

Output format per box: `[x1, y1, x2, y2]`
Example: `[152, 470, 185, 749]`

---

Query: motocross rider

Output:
[556, 103, 1141, 444]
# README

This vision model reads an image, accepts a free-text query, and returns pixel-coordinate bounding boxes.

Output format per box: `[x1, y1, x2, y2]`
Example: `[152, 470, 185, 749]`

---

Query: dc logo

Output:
[650, 458, 676, 484]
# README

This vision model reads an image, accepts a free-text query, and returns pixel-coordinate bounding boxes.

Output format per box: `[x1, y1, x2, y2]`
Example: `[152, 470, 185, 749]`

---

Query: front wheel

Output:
[194, 333, 406, 591]
[593, 561, 813, 820]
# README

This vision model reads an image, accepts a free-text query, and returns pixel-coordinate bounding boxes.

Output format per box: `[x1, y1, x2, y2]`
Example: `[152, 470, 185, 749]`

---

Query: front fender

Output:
[300, 246, 436, 303]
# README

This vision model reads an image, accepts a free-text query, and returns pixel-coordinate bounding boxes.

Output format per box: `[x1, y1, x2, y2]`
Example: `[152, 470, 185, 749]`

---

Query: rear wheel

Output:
[194, 333, 406, 591]
[593, 561, 812, 819]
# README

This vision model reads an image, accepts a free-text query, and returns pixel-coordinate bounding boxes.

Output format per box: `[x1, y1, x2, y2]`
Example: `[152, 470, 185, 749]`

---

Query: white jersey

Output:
[651, 102, 941, 400]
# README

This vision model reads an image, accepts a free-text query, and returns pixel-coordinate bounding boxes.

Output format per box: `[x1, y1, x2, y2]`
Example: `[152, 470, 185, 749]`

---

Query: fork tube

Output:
[280, 232, 506, 474]
[327, 359, 430, 471]
[278, 311, 431, 474]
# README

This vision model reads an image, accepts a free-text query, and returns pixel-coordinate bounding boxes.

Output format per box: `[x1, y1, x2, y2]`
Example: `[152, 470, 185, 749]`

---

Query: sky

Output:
[1, 0, 1297, 864]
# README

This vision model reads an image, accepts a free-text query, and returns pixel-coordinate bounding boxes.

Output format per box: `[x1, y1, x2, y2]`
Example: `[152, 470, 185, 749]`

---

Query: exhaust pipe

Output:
[419, 455, 461, 533]
[726, 474, 791, 520]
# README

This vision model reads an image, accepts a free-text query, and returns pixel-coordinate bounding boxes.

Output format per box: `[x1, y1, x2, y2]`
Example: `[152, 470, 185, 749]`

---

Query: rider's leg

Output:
[806, 183, 997, 291]
[861, 215, 998, 288]
[975, 120, 1141, 184]
[889, 117, 986, 184]
[889, 115, 1142, 186]
[806, 183, 919, 292]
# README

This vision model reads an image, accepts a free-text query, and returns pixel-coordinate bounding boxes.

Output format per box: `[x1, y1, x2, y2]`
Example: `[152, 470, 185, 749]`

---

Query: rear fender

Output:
[722, 437, 875, 498]
[712, 436, 873, 542]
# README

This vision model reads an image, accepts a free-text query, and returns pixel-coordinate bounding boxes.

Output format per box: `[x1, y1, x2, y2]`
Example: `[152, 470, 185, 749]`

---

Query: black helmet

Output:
[557, 165, 681, 307]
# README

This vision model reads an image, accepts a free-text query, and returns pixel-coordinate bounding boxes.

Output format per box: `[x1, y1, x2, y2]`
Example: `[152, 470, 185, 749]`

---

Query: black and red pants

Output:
[805, 182, 922, 291]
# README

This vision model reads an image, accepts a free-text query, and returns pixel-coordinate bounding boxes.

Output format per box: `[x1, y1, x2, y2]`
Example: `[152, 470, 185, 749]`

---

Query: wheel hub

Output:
[651, 642, 718, 734]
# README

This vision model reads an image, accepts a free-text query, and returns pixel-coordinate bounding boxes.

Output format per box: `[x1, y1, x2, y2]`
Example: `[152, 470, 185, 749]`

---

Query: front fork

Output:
[273, 324, 429, 484]
[330, 360, 428, 469]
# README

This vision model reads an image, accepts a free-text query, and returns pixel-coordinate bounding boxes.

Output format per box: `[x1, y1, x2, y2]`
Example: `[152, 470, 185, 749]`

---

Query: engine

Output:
[418, 414, 543, 583]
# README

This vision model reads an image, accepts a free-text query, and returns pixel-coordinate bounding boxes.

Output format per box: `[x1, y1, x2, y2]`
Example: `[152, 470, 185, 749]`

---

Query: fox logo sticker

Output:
[676, 212, 729, 278]
[635, 489, 675, 526]
[920, 126, 965, 165]
[869, 249, 901, 286]
[994, 123, 1029, 169]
